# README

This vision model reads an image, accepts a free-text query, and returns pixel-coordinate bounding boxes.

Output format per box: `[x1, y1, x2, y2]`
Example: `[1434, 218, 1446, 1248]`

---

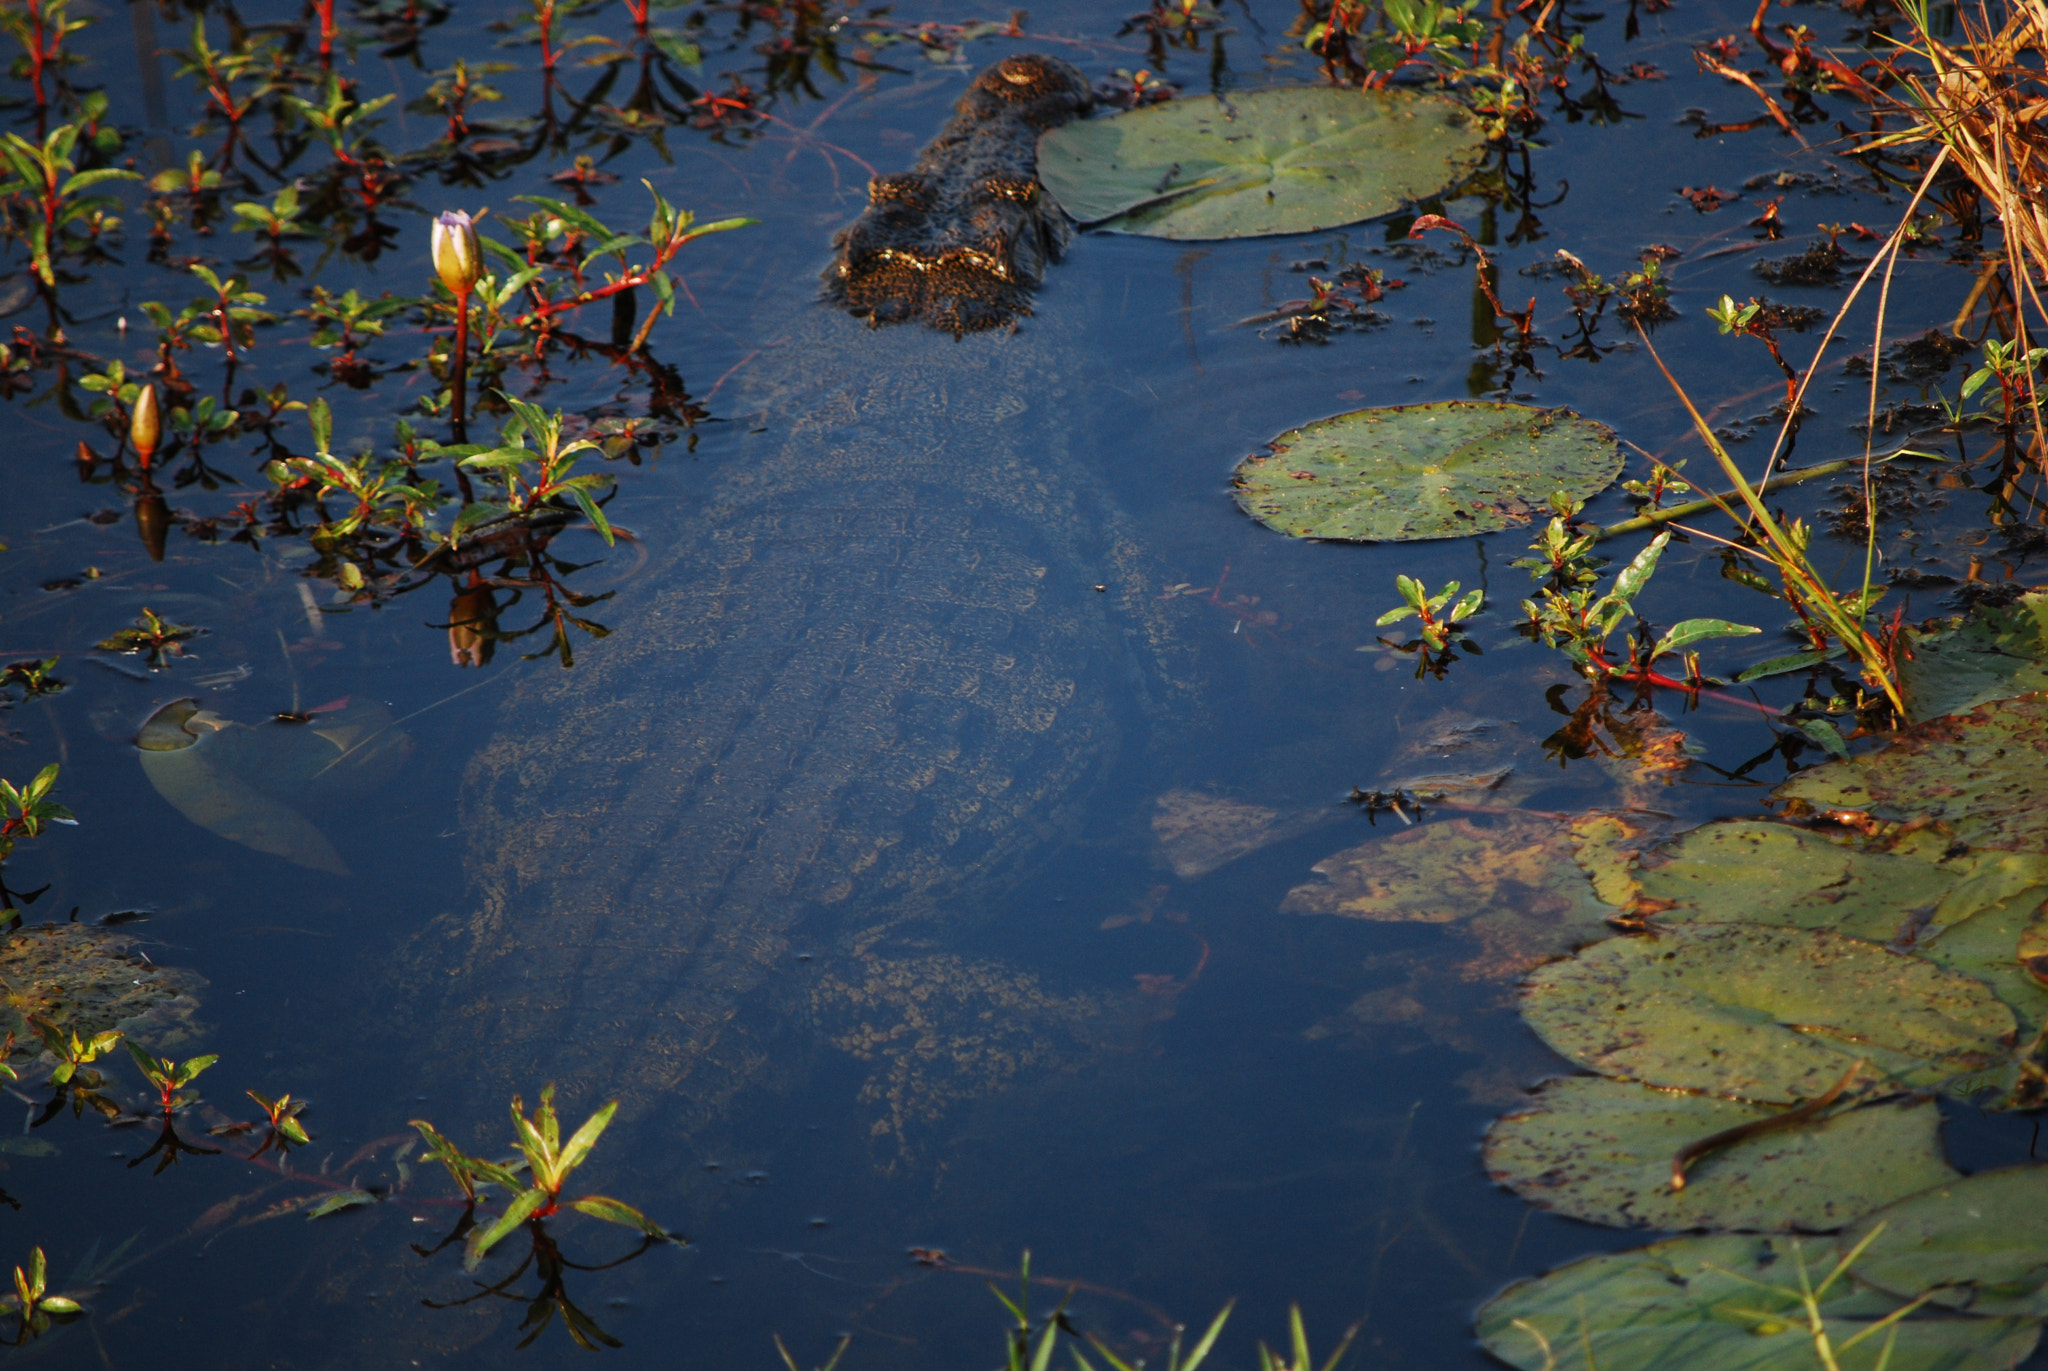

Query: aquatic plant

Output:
[1520, 528, 1759, 687]
[0, 120, 137, 288]
[1251, 1306, 1357, 1371]
[410, 1083, 678, 1272]
[0, 764, 71, 869]
[0, 1248, 82, 1343]
[1377, 576, 1482, 653]
[432, 209, 484, 436]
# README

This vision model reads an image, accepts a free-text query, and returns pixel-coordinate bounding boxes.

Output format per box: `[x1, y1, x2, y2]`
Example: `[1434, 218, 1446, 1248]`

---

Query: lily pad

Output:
[0, 922, 204, 1053]
[1843, 1167, 2048, 1317]
[136, 697, 412, 875]
[1281, 814, 1613, 928]
[1519, 923, 2015, 1103]
[1232, 402, 1621, 543]
[1036, 86, 1485, 240]
[1150, 790, 1332, 881]
[1776, 693, 2048, 853]
[1638, 820, 1964, 942]
[1483, 1075, 1958, 1233]
[1475, 1232, 2040, 1371]
[1900, 593, 2048, 723]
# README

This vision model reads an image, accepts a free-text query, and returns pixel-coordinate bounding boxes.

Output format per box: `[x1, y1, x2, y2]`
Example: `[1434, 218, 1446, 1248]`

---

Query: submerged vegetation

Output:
[10, 0, 2048, 1361]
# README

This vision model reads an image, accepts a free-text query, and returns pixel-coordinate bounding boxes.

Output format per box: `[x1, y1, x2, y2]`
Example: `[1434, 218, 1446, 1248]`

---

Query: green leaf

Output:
[1734, 646, 1843, 683]
[557, 1099, 617, 1173]
[36, 1295, 81, 1315]
[463, 1186, 548, 1271]
[1651, 617, 1760, 659]
[1038, 86, 1487, 240]
[1233, 402, 1621, 543]
[306, 1189, 378, 1220]
[1610, 530, 1670, 604]
[567, 1193, 669, 1236]
[59, 168, 140, 196]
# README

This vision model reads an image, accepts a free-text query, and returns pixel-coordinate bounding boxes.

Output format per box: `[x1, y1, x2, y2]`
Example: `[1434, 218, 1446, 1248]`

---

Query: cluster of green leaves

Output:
[447, 395, 615, 547]
[1376, 576, 1483, 653]
[1521, 525, 1760, 684]
[411, 1083, 676, 1273]
[1, 1248, 82, 1343]
[1956, 336, 2048, 427]
[93, 609, 199, 669]
[0, 764, 73, 865]
[0, 121, 137, 285]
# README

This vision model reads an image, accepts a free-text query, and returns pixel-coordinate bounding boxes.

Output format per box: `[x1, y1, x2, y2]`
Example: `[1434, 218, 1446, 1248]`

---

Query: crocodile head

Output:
[824, 54, 1094, 334]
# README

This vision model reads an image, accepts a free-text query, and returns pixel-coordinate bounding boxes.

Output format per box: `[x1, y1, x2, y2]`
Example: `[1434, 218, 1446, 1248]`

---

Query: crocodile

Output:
[822, 53, 1093, 332]
[381, 57, 1193, 1170]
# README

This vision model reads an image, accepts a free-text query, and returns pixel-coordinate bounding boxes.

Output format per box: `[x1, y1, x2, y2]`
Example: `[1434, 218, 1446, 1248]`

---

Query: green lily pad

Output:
[1520, 923, 2015, 1103]
[1475, 1231, 2040, 1371]
[1637, 821, 1962, 941]
[1843, 1167, 2048, 1317]
[1036, 86, 1485, 240]
[1483, 1075, 1959, 1232]
[1776, 693, 2048, 853]
[136, 697, 412, 875]
[1901, 593, 2048, 723]
[1232, 402, 1621, 543]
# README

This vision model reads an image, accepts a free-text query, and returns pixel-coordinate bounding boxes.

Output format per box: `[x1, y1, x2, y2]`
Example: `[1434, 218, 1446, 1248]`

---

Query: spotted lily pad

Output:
[1636, 821, 1962, 941]
[0, 922, 204, 1053]
[1776, 693, 2048, 853]
[1475, 1231, 2040, 1371]
[1520, 923, 2015, 1103]
[1900, 593, 2048, 723]
[1484, 1075, 1958, 1232]
[136, 697, 412, 875]
[1281, 814, 1613, 928]
[1036, 86, 1485, 240]
[1232, 402, 1622, 543]
[1842, 1167, 2048, 1317]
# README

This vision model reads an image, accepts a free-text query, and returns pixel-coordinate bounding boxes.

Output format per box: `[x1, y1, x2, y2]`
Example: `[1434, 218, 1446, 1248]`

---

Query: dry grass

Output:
[1878, 0, 2048, 438]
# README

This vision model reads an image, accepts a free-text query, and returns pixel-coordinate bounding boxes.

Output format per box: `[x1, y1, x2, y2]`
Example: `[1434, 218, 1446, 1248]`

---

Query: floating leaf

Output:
[1150, 790, 1333, 881]
[1637, 820, 1963, 942]
[306, 1189, 379, 1220]
[1776, 693, 2048, 853]
[136, 698, 412, 874]
[1282, 814, 1613, 931]
[1036, 86, 1485, 240]
[1475, 1231, 2040, 1371]
[1900, 594, 2048, 723]
[1842, 1167, 2048, 1317]
[0, 922, 203, 1049]
[1520, 923, 2015, 1103]
[1484, 1075, 1958, 1232]
[1232, 402, 1621, 543]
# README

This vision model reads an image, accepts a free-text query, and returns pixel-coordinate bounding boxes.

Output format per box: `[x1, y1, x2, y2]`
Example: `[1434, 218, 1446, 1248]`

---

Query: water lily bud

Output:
[448, 586, 496, 668]
[130, 383, 160, 466]
[431, 210, 483, 296]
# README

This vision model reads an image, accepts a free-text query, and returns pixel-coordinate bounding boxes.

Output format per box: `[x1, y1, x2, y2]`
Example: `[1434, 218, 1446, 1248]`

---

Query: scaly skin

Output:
[384, 285, 1194, 1153]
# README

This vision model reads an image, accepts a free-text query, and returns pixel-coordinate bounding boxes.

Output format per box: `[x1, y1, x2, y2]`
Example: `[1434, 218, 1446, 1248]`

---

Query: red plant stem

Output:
[27, 0, 47, 110]
[450, 288, 470, 443]
[316, 0, 336, 65]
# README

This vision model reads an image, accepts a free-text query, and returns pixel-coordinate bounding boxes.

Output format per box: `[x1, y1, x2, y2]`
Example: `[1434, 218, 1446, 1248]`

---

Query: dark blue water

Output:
[0, 0, 2038, 1366]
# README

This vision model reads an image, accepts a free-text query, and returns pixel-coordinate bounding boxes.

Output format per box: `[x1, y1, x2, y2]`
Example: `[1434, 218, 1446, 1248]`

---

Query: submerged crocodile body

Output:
[823, 54, 1092, 332]
[384, 60, 1190, 1165]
